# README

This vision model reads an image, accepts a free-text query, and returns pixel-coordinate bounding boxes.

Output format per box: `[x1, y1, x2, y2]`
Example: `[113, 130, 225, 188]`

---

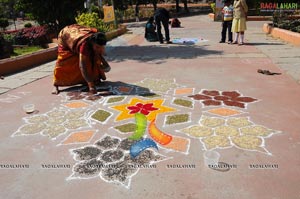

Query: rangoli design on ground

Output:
[113, 123, 136, 134]
[10, 78, 282, 189]
[110, 98, 176, 121]
[134, 78, 179, 93]
[105, 96, 126, 104]
[60, 130, 96, 145]
[174, 88, 194, 95]
[164, 113, 191, 125]
[172, 98, 194, 108]
[64, 101, 90, 109]
[188, 90, 258, 108]
[159, 136, 190, 154]
[68, 134, 170, 188]
[179, 115, 280, 154]
[66, 91, 104, 101]
[12, 108, 90, 139]
[205, 107, 245, 117]
[91, 109, 113, 124]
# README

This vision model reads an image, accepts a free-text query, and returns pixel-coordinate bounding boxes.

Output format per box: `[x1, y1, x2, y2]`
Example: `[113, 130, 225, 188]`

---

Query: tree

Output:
[15, 0, 86, 31]
[0, 0, 12, 18]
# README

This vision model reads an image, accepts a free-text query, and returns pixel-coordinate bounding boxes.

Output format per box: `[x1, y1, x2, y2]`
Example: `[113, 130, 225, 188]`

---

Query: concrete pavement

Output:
[1, 14, 300, 199]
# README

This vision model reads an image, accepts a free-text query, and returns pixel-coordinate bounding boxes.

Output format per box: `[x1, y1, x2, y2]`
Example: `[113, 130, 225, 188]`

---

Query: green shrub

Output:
[0, 34, 13, 59]
[0, 18, 9, 30]
[123, 8, 135, 19]
[3, 33, 16, 45]
[75, 12, 111, 33]
[12, 46, 43, 57]
[24, 23, 32, 28]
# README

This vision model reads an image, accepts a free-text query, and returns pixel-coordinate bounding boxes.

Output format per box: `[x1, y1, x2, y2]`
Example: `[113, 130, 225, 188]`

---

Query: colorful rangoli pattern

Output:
[68, 134, 170, 188]
[111, 98, 176, 121]
[11, 78, 281, 189]
[188, 90, 258, 108]
[179, 115, 280, 154]
[13, 108, 90, 139]
[134, 78, 178, 93]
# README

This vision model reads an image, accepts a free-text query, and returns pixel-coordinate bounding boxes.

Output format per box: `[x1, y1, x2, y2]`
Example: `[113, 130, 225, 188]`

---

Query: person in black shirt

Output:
[154, 8, 172, 44]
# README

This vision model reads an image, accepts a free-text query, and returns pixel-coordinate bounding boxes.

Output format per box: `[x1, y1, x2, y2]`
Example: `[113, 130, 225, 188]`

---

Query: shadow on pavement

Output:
[247, 42, 285, 46]
[108, 45, 223, 63]
[56, 81, 156, 100]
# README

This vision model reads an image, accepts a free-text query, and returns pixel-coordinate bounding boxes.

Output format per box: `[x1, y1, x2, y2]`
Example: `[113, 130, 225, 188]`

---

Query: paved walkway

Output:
[1, 15, 300, 199]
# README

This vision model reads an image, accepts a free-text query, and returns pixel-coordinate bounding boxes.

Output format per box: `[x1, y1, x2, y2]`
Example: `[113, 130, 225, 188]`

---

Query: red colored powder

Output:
[223, 100, 245, 108]
[202, 100, 222, 106]
[188, 94, 212, 100]
[214, 95, 230, 101]
[222, 91, 241, 98]
[202, 90, 220, 96]
[232, 97, 257, 103]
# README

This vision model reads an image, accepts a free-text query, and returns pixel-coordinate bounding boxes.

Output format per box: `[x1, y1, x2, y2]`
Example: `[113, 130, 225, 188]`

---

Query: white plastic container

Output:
[23, 104, 35, 114]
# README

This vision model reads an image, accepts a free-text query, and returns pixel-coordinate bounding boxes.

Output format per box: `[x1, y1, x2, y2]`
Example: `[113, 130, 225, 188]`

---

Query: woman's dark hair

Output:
[88, 32, 107, 46]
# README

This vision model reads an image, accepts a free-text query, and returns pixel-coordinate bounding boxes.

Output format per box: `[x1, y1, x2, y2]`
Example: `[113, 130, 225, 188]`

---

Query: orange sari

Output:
[53, 24, 106, 87]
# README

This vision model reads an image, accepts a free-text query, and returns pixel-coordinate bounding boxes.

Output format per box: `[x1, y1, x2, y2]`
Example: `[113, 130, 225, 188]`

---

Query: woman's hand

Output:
[88, 82, 97, 94]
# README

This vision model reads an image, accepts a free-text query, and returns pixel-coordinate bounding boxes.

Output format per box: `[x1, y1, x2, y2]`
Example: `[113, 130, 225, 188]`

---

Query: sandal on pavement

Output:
[257, 69, 281, 75]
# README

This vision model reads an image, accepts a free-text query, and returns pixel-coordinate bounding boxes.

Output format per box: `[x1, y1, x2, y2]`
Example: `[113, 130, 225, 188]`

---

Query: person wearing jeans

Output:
[220, 0, 233, 44]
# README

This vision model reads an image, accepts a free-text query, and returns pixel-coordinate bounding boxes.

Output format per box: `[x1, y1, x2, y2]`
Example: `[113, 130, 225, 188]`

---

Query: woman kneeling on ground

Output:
[52, 24, 110, 95]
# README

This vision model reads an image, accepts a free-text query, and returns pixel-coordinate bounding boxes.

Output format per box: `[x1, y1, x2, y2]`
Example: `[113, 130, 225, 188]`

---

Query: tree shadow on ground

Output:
[107, 44, 222, 63]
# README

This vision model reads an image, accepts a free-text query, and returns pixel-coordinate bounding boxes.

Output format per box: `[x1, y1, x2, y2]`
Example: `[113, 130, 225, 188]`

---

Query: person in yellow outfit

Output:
[231, 0, 248, 45]
[52, 24, 111, 95]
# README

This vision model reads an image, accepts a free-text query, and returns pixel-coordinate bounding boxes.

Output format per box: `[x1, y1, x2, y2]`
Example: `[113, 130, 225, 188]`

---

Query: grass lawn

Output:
[12, 46, 44, 57]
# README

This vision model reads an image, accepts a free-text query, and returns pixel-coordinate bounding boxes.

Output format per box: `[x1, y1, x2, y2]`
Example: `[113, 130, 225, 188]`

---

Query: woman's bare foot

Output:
[51, 86, 60, 95]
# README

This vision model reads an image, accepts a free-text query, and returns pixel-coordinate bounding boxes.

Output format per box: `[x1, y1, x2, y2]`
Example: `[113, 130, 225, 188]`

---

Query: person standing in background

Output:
[154, 8, 172, 44]
[220, 0, 233, 44]
[231, 0, 248, 45]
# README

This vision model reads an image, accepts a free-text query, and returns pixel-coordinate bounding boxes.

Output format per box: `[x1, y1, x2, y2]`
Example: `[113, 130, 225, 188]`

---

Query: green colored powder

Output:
[107, 97, 125, 103]
[92, 110, 111, 122]
[139, 93, 160, 98]
[166, 114, 189, 125]
[173, 99, 193, 108]
[114, 123, 136, 133]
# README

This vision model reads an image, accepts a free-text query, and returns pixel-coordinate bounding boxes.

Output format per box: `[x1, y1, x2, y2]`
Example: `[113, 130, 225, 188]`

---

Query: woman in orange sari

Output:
[52, 24, 110, 94]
